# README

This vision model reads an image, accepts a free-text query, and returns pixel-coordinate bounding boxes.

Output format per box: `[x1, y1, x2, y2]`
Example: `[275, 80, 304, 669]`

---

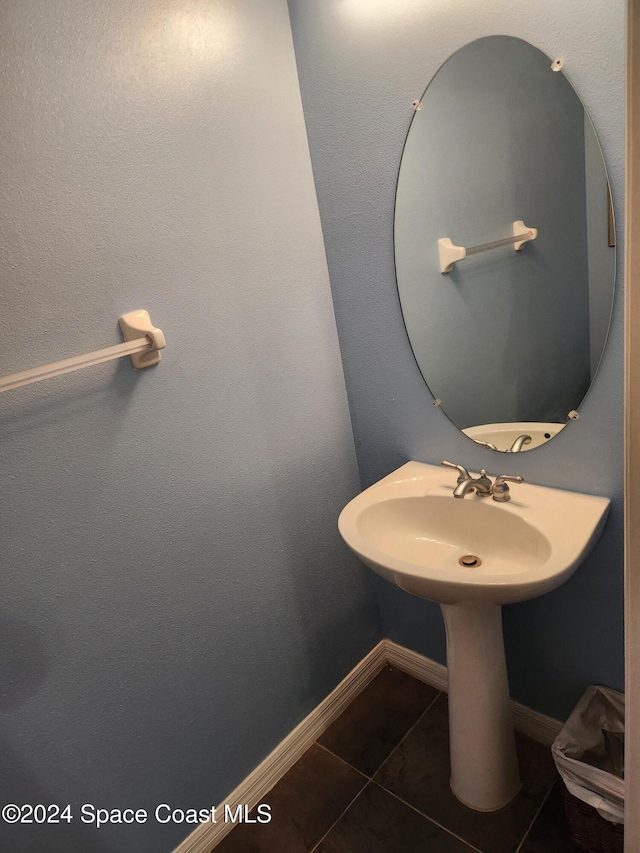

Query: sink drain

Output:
[459, 554, 481, 567]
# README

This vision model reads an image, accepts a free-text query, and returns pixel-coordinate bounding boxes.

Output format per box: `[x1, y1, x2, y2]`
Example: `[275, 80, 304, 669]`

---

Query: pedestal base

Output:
[440, 602, 521, 811]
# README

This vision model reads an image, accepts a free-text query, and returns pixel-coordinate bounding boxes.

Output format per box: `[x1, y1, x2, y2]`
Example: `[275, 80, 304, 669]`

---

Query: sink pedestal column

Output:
[440, 602, 521, 811]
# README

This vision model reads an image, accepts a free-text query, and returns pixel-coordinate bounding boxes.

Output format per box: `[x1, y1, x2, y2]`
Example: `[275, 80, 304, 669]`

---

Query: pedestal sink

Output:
[338, 461, 610, 812]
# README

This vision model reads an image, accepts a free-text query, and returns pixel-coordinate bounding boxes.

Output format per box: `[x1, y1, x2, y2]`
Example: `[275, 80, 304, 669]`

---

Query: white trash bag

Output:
[552, 685, 624, 824]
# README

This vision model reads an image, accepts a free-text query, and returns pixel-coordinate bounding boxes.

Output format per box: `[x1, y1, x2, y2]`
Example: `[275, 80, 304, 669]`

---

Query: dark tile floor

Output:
[214, 666, 579, 853]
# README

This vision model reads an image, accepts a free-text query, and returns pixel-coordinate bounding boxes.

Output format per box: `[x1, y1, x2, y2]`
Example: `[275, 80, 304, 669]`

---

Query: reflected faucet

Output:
[507, 434, 532, 452]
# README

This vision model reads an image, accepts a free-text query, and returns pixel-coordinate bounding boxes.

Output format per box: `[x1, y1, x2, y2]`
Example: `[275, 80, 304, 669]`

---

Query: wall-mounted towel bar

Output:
[0, 309, 166, 395]
[438, 221, 538, 273]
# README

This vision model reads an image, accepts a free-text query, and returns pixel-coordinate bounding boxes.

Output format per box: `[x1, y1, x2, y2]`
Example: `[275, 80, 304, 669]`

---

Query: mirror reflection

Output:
[394, 36, 615, 452]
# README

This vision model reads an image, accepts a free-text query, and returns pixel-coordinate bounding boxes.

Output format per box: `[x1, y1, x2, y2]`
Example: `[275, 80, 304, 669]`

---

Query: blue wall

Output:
[0, 2, 380, 851]
[289, 0, 625, 720]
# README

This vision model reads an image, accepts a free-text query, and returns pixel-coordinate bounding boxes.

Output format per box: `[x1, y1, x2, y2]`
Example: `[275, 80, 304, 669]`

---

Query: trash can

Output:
[552, 685, 624, 853]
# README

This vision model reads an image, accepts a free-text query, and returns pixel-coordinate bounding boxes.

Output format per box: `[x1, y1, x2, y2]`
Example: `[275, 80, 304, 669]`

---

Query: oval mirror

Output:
[394, 36, 616, 452]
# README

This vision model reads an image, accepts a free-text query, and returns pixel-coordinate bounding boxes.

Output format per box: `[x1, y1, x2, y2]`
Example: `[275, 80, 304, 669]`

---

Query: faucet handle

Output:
[472, 438, 498, 451]
[492, 474, 524, 502]
[441, 460, 470, 484]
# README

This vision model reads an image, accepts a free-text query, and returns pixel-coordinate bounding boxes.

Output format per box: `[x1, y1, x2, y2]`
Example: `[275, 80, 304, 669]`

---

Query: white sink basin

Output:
[338, 461, 610, 812]
[339, 461, 609, 605]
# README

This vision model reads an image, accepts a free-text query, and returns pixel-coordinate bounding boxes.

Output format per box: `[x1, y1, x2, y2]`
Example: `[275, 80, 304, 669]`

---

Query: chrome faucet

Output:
[453, 470, 493, 498]
[441, 461, 523, 501]
[506, 434, 532, 453]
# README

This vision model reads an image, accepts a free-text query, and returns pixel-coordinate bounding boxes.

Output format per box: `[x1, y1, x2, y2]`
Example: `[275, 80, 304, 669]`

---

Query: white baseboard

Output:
[384, 638, 448, 691]
[510, 699, 565, 746]
[173, 639, 563, 853]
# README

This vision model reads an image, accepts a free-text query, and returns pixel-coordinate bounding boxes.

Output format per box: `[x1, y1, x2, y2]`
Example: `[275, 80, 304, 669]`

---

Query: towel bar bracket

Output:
[118, 309, 166, 370]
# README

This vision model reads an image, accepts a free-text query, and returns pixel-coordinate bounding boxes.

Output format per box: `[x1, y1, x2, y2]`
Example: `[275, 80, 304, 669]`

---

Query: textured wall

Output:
[0, 2, 380, 851]
[289, 0, 625, 720]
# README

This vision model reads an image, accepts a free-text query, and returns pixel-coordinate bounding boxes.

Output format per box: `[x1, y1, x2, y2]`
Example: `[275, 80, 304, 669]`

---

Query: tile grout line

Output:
[314, 741, 372, 780]
[513, 780, 557, 853]
[369, 781, 483, 853]
[308, 740, 373, 852]
[373, 687, 444, 771]
[212, 741, 370, 853]
[315, 685, 443, 783]
[307, 776, 483, 853]
[307, 780, 371, 853]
